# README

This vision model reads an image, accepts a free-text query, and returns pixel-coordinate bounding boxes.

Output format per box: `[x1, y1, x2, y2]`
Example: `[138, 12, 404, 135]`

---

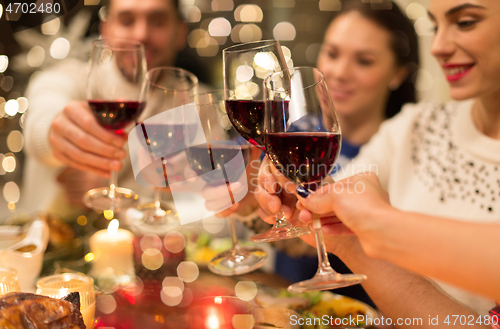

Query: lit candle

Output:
[89, 220, 135, 278]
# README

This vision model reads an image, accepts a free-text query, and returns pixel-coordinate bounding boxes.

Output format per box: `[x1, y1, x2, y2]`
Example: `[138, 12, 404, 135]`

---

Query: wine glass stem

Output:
[228, 215, 239, 248]
[109, 170, 117, 199]
[273, 207, 292, 229]
[154, 188, 162, 211]
[313, 218, 337, 276]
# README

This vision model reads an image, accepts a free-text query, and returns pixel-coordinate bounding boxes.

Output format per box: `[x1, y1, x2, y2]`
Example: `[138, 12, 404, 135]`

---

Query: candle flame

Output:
[108, 219, 119, 235]
[205, 307, 220, 329]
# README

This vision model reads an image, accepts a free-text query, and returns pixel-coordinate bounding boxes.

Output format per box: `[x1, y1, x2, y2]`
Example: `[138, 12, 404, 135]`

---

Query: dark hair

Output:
[334, 0, 420, 118]
[103, 0, 181, 18]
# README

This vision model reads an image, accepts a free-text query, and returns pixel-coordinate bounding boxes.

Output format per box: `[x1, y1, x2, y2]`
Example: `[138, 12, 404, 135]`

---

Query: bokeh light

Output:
[237, 24, 262, 43]
[140, 234, 162, 251]
[103, 210, 114, 219]
[414, 17, 434, 36]
[0, 154, 5, 175]
[236, 65, 254, 82]
[319, 0, 341, 11]
[4, 99, 18, 116]
[188, 29, 210, 48]
[202, 216, 225, 234]
[184, 6, 201, 23]
[212, 0, 234, 12]
[196, 37, 219, 57]
[16, 97, 28, 113]
[234, 5, 263, 22]
[96, 294, 117, 314]
[273, 22, 296, 41]
[0, 4, 3, 19]
[1, 76, 14, 92]
[406, 2, 427, 20]
[161, 286, 183, 306]
[177, 261, 199, 282]
[164, 231, 186, 253]
[141, 248, 164, 270]
[3, 181, 20, 203]
[235, 281, 258, 301]
[2, 155, 15, 173]
[232, 314, 255, 329]
[27, 46, 46, 67]
[177, 287, 193, 307]
[0, 55, 8, 73]
[50, 38, 71, 59]
[208, 17, 231, 37]
[41, 16, 61, 35]
[7, 130, 23, 153]
[162, 277, 184, 298]
[306, 43, 321, 63]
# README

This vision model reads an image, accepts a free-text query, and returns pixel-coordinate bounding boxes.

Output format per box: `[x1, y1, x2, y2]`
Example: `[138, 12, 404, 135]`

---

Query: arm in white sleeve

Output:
[24, 59, 88, 167]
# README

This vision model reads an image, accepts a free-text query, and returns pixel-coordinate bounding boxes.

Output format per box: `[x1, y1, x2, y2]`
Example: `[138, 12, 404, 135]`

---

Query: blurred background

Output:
[0, 0, 448, 218]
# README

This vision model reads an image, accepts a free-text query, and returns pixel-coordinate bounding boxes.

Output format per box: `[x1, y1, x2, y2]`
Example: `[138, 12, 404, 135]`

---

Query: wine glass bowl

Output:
[83, 38, 147, 212]
[126, 67, 198, 228]
[263, 66, 366, 292]
[185, 91, 268, 276]
[223, 40, 312, 242]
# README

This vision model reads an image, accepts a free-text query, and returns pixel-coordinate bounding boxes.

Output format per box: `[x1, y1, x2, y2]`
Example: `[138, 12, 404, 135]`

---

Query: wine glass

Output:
[185, 91, 267, 276]
[223, 40, 312, 242]
[83, 38, 146, 212]
[264, 66, 366, 292]
[126, 67, 198, 228]
[36, 273, 96, 329]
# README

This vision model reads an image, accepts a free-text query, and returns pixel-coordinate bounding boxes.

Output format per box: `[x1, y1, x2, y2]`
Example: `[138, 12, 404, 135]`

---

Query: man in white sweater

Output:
[22, 0, 188, 213]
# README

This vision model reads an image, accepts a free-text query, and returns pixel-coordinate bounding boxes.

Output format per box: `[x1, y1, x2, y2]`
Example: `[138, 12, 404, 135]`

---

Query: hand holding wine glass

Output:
[83, 38, 147, 212]
[264, 66, 366, 292]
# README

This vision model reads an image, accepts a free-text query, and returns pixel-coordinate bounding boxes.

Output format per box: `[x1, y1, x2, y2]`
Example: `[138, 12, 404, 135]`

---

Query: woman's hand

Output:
[295, 172, 392, 256]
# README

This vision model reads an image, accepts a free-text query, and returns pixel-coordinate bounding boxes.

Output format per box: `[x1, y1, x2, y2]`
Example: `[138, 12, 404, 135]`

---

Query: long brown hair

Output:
[333, 0, 420, 118]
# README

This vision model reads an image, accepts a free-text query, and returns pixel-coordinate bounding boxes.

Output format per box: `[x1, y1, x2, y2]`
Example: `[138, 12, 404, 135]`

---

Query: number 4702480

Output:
[5, 2, 61, 14]
[443, 314, 498, 326]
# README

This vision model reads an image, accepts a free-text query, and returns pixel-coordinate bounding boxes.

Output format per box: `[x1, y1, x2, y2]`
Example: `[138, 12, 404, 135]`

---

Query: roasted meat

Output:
[0, 292, 85, 329]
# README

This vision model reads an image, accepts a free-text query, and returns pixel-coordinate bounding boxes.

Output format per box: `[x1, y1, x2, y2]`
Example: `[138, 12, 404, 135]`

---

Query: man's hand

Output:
[199, 146, 262, 218]
[49, 100, 127, 177]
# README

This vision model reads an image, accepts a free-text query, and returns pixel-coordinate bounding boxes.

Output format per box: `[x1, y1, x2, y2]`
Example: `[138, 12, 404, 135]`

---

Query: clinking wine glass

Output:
[223, 40, 312, 242]
[83, 38, 146, 212]
[185, 91, 267, 276]
[264, 66, 366, 292]
[126, 67, 198, 227]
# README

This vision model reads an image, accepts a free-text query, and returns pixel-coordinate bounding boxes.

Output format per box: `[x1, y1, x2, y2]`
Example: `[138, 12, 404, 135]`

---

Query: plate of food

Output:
[254, 288, 377, 329]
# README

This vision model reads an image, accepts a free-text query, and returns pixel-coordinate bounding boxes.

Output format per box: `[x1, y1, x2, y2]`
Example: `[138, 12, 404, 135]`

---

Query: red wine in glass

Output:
[265, 132, 341, 190]
[89, 100, 145, 133]
[226, 100, 265, 149]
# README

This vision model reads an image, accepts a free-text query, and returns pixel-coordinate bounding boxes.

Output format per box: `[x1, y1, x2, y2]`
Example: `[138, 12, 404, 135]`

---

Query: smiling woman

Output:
[254, 0, 500, 322]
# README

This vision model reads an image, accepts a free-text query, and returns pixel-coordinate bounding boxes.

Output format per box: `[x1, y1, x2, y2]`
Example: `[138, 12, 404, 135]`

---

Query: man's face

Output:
[101, 0, 187, 68]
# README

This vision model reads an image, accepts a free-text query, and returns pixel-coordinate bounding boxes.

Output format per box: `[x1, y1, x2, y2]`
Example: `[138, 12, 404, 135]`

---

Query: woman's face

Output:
[316, 12, 404, 119]
[429, 0, 500, 101]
